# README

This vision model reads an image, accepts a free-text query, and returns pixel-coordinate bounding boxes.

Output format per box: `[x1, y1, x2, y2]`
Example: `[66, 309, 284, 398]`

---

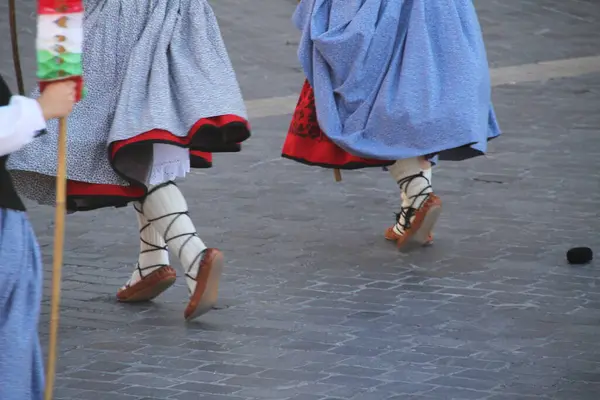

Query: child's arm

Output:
[0, 81, 77, 157]
[0, 95, 46, 157]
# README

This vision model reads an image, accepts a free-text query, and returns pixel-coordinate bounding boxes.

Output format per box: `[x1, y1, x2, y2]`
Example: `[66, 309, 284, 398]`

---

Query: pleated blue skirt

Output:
[0, 209, 44, 400]
[294, 0, 501, 161]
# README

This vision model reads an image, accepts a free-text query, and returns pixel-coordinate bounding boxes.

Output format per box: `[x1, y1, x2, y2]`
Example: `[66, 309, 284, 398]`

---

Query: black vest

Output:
[0, 76, 26, 211]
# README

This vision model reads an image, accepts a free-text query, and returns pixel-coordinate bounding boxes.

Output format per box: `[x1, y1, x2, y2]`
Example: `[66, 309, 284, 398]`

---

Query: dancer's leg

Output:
[117, 203, 177, 302]
[386, 164, 434, 245]
[384, 157, 441, 248]
[140, 181, 224, 320]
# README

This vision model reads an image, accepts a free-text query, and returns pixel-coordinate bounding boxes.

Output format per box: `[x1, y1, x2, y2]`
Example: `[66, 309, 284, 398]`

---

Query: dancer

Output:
[8, 0, 250, 320]
[0, 75, 76, 399]
[282, 0, 500, 248]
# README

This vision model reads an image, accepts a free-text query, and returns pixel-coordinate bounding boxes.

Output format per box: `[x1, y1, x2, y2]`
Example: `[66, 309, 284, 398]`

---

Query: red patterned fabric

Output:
[282, 80, 392, 170]
[38, 0, 83, 13]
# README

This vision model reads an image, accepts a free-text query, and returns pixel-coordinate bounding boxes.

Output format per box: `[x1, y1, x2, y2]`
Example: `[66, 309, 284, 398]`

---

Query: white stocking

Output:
[140, 182, 207, 294]
[122, 203, 170, 288]
[388, 158, 433, 235]
[401, 167, 432, 206]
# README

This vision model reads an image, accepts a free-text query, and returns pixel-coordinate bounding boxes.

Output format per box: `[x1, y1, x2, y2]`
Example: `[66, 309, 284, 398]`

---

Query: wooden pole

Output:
[44, 116, 68, 400]
[333, 169, 342, 182]
[9, 0, 25, 95]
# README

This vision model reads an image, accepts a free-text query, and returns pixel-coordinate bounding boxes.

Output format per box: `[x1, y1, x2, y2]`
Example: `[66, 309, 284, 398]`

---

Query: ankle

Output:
[399, 172, 432, 209]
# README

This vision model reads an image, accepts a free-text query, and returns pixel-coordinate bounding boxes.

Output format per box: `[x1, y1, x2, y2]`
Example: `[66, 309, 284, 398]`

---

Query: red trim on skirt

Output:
[66, 115, 249, 207]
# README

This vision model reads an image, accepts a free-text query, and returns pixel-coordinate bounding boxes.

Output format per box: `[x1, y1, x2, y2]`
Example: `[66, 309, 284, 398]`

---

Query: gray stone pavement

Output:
[2, 0, 600, 399]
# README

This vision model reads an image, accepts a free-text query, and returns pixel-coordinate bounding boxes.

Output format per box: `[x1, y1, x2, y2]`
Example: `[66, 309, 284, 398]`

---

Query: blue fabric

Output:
[294, 0, 501, 161]
[0, 209, 44, 400]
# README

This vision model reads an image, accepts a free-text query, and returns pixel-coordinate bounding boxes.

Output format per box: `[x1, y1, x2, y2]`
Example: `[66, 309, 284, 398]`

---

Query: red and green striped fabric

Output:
[36, 0, 85, 99]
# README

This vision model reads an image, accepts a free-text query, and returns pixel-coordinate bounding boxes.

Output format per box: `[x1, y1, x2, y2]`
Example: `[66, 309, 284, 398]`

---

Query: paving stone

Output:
[118, 386, 183, 398]
[487, 396, 548, 400]
[65, 392, 139, 400]
[325, 365, 387, 378]
[426, 376, 501, 391]
[378, 369, 441, 383]
[66, 371, 123, 382]
[257, 368, 329, 382]
[168, 382, 242, 395]
[319, 375, 385, 388]
[82, 361, 132, 373]
[286, 395, 327, 400]
[422, 387, 490, 400]
[63, 380, 131, 392]
[1, 0, 599, 399]
[170, 394, 248, 400]
[197, 363, 265, 376]
[116, 374, 182, 389]
[375, 382, 437, 395]
[53, 387, 87, 400]
[178, 370, 230, 383]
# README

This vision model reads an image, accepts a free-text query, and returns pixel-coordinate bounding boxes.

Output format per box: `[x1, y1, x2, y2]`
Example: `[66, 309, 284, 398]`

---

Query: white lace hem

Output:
[148, 143, 191, 185]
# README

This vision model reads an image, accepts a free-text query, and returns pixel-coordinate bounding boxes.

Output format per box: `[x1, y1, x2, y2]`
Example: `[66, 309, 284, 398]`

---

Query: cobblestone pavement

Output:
[2, 1, 600, 399]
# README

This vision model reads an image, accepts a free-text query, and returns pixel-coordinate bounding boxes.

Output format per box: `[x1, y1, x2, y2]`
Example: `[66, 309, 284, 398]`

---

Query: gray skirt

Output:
[8, 0, 249, 211]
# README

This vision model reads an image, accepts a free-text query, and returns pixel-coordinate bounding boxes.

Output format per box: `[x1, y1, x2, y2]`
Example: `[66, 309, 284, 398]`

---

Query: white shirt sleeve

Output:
[0, 95, 47, 157]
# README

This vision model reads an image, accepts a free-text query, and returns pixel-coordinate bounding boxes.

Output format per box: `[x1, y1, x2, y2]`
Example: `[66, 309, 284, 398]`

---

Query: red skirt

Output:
[67, 115, 249, 210]
[282, 80, 393, 170]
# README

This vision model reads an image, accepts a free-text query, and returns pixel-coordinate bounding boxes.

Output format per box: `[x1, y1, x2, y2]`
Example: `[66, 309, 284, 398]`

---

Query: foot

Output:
[388, 180, 434, 246]
[117, 265, 177, 303]
[385, 217, 434, 246]
[184, 248, 224, 321]
[390, 194, 442, 249]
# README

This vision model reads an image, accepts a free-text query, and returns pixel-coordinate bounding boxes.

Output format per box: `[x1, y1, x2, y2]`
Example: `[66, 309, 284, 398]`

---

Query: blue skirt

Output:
[0, 209, 44, 400]
[294, 0, 501, 161]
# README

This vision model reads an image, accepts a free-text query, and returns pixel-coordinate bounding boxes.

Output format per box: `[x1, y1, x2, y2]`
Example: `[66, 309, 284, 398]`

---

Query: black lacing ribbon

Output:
[132, 203, 169, 282]
[394, 207, 416, 232]
[141, 182, 205, 285]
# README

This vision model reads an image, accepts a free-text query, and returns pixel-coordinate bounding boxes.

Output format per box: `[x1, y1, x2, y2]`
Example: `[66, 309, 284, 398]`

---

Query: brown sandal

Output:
[394, 194, 442, 248]
[117, 265, 177, 302]
[184, 248, 224, 321]
[385, 222, 434, 246]
[389, 172, 442, 249]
